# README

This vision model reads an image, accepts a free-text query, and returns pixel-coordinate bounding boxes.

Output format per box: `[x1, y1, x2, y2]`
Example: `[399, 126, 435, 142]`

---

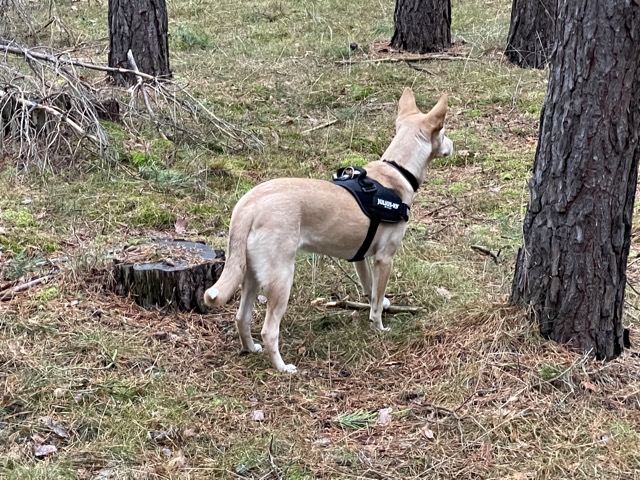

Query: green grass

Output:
[1, 0, 639, 479]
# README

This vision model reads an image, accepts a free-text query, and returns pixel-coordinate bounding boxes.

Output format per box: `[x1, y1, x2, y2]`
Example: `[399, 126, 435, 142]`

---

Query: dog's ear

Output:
[425, 94, 448, 131]
[397, 88, 420, 118]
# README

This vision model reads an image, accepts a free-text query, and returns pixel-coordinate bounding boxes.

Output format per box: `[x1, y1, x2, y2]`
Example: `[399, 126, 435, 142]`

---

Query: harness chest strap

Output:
[331, 165, 413, 262]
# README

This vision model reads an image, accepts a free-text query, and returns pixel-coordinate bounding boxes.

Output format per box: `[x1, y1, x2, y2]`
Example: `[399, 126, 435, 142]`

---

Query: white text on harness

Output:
[377, 198, 399, 210]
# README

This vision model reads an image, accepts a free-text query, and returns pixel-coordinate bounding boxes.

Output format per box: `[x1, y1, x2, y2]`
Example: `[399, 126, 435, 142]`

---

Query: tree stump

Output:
[113, 240, 224, 313]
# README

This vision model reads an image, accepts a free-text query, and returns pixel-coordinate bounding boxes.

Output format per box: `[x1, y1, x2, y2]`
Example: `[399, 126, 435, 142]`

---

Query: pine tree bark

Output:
[108, 0, 171, 86]
[511, 2, 640, 360]
[505, 0, 556, 69]
[390, 0, 451, 53]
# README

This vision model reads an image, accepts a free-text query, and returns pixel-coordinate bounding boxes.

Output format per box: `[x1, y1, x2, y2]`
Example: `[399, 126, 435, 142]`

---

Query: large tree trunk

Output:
[511, 2, 640, 360]
[504, 0, 556, 69]
[390, 0, 451, 54]
[108, 0, 171, 86]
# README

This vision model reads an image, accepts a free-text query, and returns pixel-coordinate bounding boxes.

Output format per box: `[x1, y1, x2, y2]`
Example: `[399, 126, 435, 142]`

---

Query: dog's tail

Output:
[204, 210, 252, 308]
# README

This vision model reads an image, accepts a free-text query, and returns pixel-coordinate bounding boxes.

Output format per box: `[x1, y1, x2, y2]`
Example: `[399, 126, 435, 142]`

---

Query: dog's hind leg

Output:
[354, 259, 391, 311]
[236, 272, 262, 353]
[370, 256, 393, 331]
[261, 264, 296, 373]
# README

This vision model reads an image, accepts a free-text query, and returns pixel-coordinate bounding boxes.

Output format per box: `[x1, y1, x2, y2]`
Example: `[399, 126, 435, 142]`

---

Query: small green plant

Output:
[173, 25, 212, 50]
[35, 286, 59, 302]
[334, 410, 377, 430]
[132, 203, 174, 228]
[349, 84, 373, 101]
[129, 152, 157, 168]
[1, 208, 35, 227]
[539, 364, 564, 382]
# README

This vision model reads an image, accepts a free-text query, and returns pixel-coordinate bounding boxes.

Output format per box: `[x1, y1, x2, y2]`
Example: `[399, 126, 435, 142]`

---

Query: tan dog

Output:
[204, 88, 453, 372]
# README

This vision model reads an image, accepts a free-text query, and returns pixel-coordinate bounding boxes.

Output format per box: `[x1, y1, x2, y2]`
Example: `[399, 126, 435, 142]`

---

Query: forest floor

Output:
[1, 0, 640, 479]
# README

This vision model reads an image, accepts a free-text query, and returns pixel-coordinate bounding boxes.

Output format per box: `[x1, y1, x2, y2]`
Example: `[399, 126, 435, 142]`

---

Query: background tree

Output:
[511, 2, 640, 359]
[504, 0, 556, 68]
[390, 0, 451, 53]
[108, 0, 171, 86]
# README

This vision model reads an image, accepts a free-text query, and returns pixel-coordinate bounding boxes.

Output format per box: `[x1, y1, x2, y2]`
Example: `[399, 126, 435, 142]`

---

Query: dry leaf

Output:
[174, 217, 188, 234]
[251, 410, 264, 421]
[167, 450, 187, 469]
[34, 444, 57, 458]
[313, 438, 332, 447]
[435, 287, 452, 299]
[40, 417, 69, 438]
[376, 407, 393, 426]
[600, 433, 614, 445]
[479, 440, 493, 461]
[581, 380, 601, 392]
[421, 424, 435, 439]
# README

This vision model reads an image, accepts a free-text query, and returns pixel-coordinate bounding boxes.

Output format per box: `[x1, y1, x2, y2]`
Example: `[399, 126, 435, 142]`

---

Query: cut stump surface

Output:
[113, 240, 224, 313]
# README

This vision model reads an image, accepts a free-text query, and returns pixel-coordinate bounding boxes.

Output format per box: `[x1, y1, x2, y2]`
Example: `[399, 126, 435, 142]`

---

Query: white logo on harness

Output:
[377, 198, 399, 210]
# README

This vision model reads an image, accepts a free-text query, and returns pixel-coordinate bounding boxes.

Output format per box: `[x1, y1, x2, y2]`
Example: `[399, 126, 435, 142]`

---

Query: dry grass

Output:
[1, 0, 640, 479]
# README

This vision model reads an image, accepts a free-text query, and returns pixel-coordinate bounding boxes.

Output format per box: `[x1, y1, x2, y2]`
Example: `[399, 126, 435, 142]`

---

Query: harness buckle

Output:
[359, 178, 377, 193]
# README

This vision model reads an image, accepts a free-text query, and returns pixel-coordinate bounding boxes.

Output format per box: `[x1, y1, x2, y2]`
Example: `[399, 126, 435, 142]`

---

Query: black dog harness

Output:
[331, 160, 419, 262]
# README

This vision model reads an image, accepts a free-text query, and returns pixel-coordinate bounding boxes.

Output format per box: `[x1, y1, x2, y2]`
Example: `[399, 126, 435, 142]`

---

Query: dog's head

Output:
[388, 88, 453, 180]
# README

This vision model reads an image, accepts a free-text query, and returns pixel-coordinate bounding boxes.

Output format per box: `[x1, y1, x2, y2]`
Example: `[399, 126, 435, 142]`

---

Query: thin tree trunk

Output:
[505, 0, 556, 69]
[108, 0, 171, 86]
[511, 3, 640, 359]
[390, 0, 451, 54]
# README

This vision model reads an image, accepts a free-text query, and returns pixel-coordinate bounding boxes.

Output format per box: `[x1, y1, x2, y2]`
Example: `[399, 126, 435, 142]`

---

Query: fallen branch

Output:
[0, 40, 157, 81]
[0, 88, 99, 143]
[335, 53, 475, 66]
[0, 274, 58, 301]
[322, 299, 421, 314]
[404, 61, 436, 75]
[127, 49, 154, 117]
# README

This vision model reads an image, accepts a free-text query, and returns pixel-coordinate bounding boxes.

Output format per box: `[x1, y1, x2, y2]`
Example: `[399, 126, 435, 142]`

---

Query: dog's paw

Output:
[382, 297, 391, 310]
[240, 343, 263, 354]
[370, 320, 391, 332]
[281, 364, 298, 373]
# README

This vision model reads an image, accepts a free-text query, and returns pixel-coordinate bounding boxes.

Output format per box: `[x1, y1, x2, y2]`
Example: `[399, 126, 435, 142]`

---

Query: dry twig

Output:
[335, 53, 475, 66]
[302, 119, 338, 134]
[0, 273, 59, 301]
[322, 299, 421, 314]
[470, 245, 502, 264]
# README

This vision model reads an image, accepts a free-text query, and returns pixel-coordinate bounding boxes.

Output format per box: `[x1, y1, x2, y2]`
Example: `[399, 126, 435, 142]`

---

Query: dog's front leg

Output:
[370, 256, 393, 331]
[354, 259, 391, 310]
